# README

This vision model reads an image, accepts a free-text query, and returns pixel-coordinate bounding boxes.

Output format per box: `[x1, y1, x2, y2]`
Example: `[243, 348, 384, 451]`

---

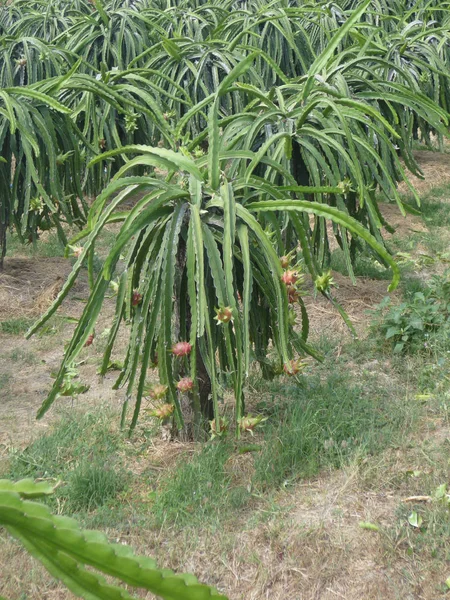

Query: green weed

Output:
[372, 271, 450, 353]
[66, 462, 128, 512]
[7, 349, 37, 365]
[0, 318, 34, 335]
[400, 276, 427, 299]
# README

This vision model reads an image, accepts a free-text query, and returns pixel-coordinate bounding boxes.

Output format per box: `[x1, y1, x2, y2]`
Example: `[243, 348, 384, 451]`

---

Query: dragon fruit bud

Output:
[172, 341, 192, 357]
[315, 270, 335, 293]
[209, 416, 229, 439]
[147, 383, 168, 400]
[215, 306, 233, 324]
[131, 290, 142, 306]
[149, 403, 174, 419]
[280, 255, 290, 269]
[283, 359, 306, 376]
[287, 286, 299, 304]
[109, 280, 119, 294]
[69, 245, 83, 259]
[238, 414, 267, 435]
[177, 377, 194, 392]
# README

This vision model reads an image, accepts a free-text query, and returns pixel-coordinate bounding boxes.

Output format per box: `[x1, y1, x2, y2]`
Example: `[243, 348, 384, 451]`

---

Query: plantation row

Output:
[0, 0, 449, 435]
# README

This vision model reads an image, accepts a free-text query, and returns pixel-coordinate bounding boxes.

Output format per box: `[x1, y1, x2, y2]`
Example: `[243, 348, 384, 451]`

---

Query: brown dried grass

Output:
[302, 272, 391, 340]
[0, 257, 70, 320]
[399, 150, 450, 196]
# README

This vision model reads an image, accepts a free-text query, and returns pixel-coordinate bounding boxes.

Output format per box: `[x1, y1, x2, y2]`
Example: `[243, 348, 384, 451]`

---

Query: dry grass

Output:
[0, 257, 70, 320]
[302, 272, 391, 339]
[398, 150, 450, 197]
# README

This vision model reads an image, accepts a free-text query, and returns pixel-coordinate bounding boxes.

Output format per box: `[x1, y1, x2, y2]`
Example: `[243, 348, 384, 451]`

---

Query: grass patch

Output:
[0, 318, 34, 335]
[152, 442, 249, 526]
[8, 411, 121, 480]
[7, 349, 37, 364]
[66, 462, 128, 512]
[5, 230, 66, 258]
[6, 411, 128, 515]
[411, 184, 450, 228]
[153, 362, 414, 526]
[253, 370, 412, 490]
[0, 372, 11, 390]
[390, 500, 450, 564]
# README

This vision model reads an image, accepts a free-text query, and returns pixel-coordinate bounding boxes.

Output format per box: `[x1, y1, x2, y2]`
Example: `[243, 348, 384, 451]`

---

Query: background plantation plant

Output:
[0, 86, 86, 266]
[0, 0, 449, 434]
[0, 1, 448, 260]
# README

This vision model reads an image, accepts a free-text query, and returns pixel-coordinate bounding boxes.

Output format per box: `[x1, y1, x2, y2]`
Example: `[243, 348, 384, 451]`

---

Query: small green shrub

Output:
[372, 271, 450, 353]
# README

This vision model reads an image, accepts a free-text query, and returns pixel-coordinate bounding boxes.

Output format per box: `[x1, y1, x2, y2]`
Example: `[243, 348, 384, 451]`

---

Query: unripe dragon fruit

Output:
[172, 341, 192, 357]
[177, 377, 194, 392]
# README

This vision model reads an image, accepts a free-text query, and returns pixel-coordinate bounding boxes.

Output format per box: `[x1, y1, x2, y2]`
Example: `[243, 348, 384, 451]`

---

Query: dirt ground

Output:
[0, 257, 125, 455]
[1, 149, 450, 600]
